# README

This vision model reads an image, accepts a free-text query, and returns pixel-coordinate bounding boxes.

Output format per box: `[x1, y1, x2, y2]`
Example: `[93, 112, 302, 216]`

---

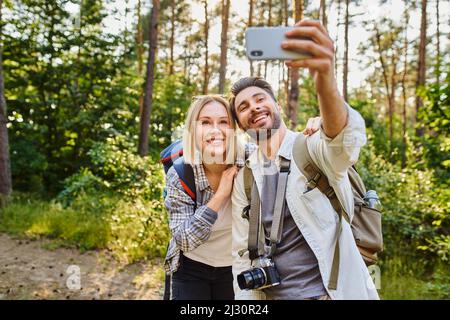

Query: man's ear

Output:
[236, 119, 244, 130]
[276, 103, 282, 113]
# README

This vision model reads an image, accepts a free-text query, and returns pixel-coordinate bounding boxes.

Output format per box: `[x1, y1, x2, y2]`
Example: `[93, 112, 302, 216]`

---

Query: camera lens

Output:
[250, 50, 263, 57]
[237, 268, 266, 290]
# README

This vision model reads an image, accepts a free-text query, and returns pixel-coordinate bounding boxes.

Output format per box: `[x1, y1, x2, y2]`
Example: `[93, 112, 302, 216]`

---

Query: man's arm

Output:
[231, 168, 266, 300]
[282, 19, 347, 138]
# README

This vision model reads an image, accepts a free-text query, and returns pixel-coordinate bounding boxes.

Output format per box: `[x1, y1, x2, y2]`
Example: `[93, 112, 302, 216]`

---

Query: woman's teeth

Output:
[208, 138, 224, 145]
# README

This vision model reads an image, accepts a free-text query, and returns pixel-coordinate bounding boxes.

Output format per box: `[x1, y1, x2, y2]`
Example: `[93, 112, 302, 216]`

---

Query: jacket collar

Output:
[246, 129, 298, 169]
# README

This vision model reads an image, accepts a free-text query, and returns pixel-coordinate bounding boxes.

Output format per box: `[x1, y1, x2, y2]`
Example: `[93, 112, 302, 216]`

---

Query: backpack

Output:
[242, 132, 383, 290]
[160, 140, 197, 207]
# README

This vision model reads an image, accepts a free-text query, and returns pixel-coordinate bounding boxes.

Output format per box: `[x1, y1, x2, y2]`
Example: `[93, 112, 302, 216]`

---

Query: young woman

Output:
[163, 95, 244, 300]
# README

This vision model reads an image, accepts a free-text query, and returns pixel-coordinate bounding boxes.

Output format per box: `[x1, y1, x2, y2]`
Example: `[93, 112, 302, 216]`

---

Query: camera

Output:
[237, 256, 281, 290]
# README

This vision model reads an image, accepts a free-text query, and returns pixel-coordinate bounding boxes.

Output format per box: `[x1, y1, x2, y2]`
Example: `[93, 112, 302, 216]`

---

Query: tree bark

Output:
[401, 3, 410, 167]
[415, 0, 427, 137]
[218, 0, 230, 94]
[138, 0, 160, 156]
[287, 0, 303, 129]
[343, 0, 349, 102]
[283, 0, 289, 111]
[0, 0, 12, 203]
[435, 0, 440, 85]
[374, 24, 396, 157]
[136, 0, 144, 117]
[264, 0, 273, 78]
[335, 0, 342, 79]
[248, 0, 254, 76]
[320, 0, 327, 29]
[202, 0, 209, 94]
[169, 0, 176, 75]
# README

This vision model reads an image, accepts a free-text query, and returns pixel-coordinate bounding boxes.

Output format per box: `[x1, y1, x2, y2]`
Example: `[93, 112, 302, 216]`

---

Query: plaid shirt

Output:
[164, 143, 256, 274]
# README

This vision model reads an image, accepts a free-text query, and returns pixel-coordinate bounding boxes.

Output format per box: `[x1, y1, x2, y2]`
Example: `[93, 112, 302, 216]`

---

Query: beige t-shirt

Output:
[184, 199, 232, 267]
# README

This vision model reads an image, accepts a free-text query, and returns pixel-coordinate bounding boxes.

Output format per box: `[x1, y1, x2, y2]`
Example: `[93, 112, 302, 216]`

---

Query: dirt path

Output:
[0, 233, 165, 300]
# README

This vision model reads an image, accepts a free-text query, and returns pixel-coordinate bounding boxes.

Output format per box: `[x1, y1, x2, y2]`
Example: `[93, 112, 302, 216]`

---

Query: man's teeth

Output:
[253, 113, 268, 124]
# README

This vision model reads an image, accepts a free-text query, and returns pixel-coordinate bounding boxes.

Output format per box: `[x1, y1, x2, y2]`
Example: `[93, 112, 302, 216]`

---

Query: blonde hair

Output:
[183, 95, 237, 165]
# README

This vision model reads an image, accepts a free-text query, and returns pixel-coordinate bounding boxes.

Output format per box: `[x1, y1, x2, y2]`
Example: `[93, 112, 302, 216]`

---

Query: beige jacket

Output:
[231, 105, 380, 300]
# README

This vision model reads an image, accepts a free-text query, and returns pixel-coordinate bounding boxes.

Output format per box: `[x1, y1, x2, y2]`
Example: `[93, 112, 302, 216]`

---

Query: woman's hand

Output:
[208, 166, 239, 212]
[216, 166, 239, 198]
[303, 116, 321, 136]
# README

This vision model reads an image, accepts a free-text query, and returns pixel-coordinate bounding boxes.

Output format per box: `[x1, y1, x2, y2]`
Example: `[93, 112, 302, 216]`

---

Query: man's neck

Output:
[257, 123, 287, 161]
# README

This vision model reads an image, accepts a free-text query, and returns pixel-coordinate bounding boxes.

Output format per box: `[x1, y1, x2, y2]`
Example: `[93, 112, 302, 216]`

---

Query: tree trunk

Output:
[138, 0, 160, 156]
[335, 0, 342, 79]
[374, 24, 396, 157]
[264, 0, 273, 78]
[389, 55, 398, 156]
[343, 0, 349, 102]
[283, 0, 289, 110]
[248, 0, 254, 76]
[435, 0, 440, 85]
[202, 0, 209, 94]
[0, 0, 12, 204]
[218, 0, 230, 94]
[287, 0, 303, 129]
[401, 3, 410, 167]
[136, 0, 144, 117]
[183, 15, 192, 76]
[320, 0, 327, 29]
[415, 0, 427, 137]
[169, 0, 175, 75]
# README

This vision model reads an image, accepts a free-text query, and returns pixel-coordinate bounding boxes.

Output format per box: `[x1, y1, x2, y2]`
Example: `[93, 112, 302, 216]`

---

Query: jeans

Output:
[165, 254, 234, 300]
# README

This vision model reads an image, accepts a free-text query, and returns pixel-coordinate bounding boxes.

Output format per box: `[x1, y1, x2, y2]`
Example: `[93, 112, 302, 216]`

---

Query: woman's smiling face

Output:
[195, 101, 233, 164]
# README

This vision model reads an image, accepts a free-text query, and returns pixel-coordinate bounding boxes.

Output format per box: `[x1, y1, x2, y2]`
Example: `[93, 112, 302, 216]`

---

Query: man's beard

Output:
[246, 111, 282, 143]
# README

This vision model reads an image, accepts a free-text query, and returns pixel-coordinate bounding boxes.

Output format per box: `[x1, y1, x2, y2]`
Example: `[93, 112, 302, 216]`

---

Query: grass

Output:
[0, 193, 170, 263]
[0, 194, 110, 251]
[1, 193, 448, 299]
[379, 273, 446, 299]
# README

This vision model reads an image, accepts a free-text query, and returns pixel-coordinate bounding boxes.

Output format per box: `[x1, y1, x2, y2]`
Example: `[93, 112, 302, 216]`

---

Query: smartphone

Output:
[245, 26, 312, 61]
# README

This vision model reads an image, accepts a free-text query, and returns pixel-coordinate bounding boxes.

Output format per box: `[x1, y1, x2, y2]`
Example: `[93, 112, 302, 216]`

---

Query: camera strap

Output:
[268, 157, 290, 257]
[248, 156, 291, 260]
[248, 179, 266, 260]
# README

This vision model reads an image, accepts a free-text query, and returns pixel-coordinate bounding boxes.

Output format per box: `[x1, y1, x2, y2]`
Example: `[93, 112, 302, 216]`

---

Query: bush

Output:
[48, 132, 169, 262]
[358, 141, 450, 276]
[108, 198, 169, 263]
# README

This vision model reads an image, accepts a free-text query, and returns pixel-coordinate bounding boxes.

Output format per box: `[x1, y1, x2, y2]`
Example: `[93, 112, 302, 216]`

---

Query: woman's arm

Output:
[165, 167, 218, 252]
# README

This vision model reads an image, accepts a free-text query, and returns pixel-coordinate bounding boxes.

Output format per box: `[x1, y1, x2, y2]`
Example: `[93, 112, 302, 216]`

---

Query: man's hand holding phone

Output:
[282, 19, 337, 99]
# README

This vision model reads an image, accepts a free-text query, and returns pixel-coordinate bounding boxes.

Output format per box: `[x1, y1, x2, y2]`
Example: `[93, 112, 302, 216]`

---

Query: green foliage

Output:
[149, 72, 196, 156]
[1, 190, 169, 262]
[4, 0, 140, 195]
[107, 198, 169, 263]
[0, 193, 111, 251]
[53, 132, 169, 262]
[380, 267, 449, 300]
[358, 141, 449, 275]
[416, 63, 450, 180]
[86, 133, 164, 200]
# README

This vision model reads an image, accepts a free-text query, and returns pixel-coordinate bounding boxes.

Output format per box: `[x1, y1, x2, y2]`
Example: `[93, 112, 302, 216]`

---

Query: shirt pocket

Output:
[301, 188, 339, 230]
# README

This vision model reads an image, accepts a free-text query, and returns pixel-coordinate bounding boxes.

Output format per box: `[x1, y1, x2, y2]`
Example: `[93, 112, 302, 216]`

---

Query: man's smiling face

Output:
[233, 86, 282, 135]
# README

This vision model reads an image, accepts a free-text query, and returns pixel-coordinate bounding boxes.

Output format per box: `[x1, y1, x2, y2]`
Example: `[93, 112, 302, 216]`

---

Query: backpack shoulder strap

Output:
[241, 164, 254, 220]
[173, 158, 197, 207]
[292, 132, 350, 291]
[292, 133, 335, 197]
[243, 165, 253, 202]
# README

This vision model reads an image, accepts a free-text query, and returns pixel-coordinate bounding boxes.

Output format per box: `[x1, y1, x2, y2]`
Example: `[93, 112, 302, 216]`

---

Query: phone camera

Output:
[250, 50, 263, 57]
